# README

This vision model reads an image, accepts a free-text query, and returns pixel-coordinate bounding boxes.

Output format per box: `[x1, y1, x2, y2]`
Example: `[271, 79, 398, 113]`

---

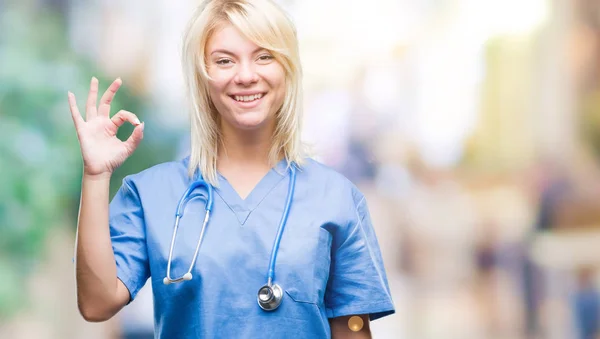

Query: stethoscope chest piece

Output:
[257, 283, 283, 311]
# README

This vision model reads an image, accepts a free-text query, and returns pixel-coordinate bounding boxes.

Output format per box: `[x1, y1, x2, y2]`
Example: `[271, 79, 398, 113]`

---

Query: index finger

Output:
[98, 78, 123, 117]
[86, 77, 99, 120]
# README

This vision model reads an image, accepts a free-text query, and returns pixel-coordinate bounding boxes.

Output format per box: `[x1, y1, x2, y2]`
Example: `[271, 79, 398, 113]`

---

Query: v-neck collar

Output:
[214, 159, 289, 225]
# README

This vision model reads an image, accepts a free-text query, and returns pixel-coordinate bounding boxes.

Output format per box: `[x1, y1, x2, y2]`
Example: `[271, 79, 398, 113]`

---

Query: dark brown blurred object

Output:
[553, 195, 600, 230]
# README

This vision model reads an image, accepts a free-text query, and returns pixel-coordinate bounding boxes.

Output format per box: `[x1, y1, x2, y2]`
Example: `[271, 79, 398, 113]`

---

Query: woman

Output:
[69, 0, 394, 338]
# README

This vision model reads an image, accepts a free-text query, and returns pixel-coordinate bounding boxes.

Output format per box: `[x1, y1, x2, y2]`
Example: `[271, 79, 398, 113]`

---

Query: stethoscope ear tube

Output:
[164, 174, 214, 285]
[163, 272, 192, 285]
[163, 202, 211, 285]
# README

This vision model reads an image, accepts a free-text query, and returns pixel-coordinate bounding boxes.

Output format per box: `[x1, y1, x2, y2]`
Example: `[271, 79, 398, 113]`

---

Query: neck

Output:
[217, 122, 276, 171]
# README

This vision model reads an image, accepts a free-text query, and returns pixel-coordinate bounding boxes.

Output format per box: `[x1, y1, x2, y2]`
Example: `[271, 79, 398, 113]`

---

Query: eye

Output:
[216, 58, 233, 65]
[257, 54, 274, 63]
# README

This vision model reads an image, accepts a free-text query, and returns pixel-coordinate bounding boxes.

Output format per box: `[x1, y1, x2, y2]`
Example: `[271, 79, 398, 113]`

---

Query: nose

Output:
[234, 62, 259, 86]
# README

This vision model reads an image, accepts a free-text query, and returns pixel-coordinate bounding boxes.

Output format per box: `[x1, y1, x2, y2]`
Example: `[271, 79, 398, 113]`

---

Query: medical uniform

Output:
[110, 156, 395, 338]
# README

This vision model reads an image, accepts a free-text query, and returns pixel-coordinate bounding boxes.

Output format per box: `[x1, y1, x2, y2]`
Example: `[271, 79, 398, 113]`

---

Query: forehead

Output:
[206, 24, 260, 55]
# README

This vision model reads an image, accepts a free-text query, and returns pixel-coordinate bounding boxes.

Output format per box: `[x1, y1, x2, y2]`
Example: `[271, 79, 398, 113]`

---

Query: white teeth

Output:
[234, 93, 263, 102]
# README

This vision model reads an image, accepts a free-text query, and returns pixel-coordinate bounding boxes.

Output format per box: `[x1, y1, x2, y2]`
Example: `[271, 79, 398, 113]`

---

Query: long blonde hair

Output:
[181, 0, 306, 185]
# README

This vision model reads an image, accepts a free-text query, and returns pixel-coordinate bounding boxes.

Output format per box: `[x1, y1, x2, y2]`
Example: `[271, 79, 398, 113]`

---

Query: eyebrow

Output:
[210, 47, 267, 57]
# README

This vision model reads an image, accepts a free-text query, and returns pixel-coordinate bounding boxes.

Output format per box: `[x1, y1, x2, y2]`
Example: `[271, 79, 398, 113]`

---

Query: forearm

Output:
[75, 173, 121, 321]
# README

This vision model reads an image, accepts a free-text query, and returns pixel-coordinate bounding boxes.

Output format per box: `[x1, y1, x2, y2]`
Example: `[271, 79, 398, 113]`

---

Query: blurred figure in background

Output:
[572, 267, 599, 339]
[523, 160, 571, 338]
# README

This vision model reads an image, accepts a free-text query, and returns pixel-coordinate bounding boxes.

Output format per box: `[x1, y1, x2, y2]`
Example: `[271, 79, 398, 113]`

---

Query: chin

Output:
[231, 112, 272, 131]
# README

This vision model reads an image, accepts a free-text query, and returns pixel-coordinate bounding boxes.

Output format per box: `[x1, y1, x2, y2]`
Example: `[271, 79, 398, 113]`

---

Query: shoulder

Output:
[297, 158, 365, 208]
[121, 156, 192, 192]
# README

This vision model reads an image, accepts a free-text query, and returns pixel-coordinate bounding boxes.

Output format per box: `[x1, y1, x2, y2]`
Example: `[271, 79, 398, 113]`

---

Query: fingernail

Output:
[67, 91, 72, 97]
[135, 118, 141, 125]
[117, 77, 122, 82]
[140, 122, 145, 131]
[92, 76, 98, 83]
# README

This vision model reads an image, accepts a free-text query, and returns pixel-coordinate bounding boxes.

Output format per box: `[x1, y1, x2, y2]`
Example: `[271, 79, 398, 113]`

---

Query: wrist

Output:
[83, 172, 112, 182]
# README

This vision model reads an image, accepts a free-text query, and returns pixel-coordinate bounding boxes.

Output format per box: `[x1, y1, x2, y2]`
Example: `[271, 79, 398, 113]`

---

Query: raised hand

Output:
[68, 77, 144, 178]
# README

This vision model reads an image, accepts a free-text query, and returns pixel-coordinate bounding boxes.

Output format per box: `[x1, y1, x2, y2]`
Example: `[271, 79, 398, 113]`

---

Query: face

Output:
[205, 24, 286, 134]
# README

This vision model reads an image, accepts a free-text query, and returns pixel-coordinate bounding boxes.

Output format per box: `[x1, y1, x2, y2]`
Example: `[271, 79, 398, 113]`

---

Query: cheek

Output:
[207, 67, 232, 91]
[207, 79, 230, 105]
[267, 68, 287, 100]
[273, 78, 287, 107]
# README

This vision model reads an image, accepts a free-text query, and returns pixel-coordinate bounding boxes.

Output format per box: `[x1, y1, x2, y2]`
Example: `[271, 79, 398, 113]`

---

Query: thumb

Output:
[124, 122, 144, 154]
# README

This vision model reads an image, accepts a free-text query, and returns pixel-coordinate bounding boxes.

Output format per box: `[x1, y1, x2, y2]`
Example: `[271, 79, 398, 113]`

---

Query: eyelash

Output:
[215, 55, 274, 65]
[258, 54, 274, 61]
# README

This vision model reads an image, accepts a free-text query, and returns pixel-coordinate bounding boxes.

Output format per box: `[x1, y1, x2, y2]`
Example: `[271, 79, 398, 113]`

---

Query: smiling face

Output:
[205, 23, 286, 134]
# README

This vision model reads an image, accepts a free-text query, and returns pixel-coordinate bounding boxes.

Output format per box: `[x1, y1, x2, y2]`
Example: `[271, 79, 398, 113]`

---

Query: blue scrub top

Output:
[109, 157, 395, 338]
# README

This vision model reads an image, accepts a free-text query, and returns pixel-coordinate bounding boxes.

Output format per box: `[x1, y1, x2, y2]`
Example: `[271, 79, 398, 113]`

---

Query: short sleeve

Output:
[109, 177, 150, 302]
[324, 194, 395, 321]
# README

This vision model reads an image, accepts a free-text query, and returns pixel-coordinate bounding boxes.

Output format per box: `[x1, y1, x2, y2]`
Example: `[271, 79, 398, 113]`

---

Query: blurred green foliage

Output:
[0, 4, 179, 319]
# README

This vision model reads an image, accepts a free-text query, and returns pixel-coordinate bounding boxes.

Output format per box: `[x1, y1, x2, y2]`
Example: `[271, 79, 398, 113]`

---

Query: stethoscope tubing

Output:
[266, 164, 296, 286]
[163, 163, 296, 298]
[164, 180, 213, 285]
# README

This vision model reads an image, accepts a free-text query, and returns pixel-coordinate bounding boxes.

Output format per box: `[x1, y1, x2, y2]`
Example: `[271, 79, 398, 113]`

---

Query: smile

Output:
[230, 93, 265, 103]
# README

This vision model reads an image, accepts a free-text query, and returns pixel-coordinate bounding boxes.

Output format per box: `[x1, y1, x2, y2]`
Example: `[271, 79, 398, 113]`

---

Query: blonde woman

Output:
[70, 0, 394, 337]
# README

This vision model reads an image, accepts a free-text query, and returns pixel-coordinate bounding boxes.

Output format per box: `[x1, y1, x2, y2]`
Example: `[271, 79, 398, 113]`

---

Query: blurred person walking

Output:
[573, 267, 599, 339]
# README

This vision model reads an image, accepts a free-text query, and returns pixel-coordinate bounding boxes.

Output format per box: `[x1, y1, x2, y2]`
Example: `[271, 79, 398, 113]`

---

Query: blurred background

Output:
[1, 0, 600, 338]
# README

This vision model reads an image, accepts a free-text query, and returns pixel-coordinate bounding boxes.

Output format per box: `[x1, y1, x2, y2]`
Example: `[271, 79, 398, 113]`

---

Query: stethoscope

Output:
[163, 164, 297, 312]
